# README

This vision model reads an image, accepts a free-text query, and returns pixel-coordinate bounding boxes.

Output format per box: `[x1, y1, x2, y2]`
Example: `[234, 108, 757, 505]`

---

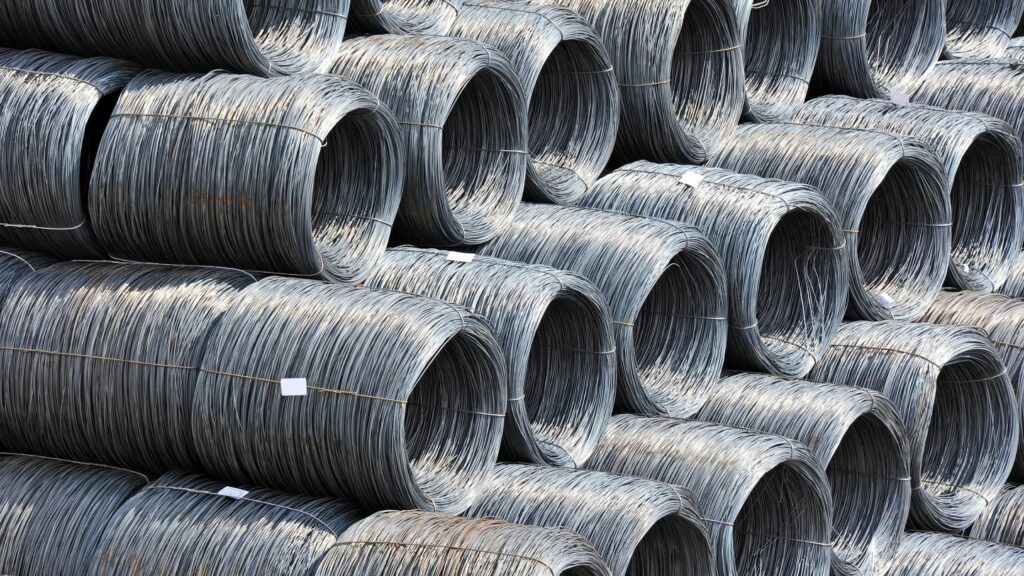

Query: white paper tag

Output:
[446, 251, 475, 263]
[890, 90, 911, 106]
[217, 486, 249, 499]
[281, 378, 307, 397]
[679, 171, 706, 187]
[876, 292, 896, 310]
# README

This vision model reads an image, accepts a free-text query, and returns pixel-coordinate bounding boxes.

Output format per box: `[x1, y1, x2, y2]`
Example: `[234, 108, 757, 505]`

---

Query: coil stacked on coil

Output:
[972, 485, 1024, 548]
[581, 162, 846, 377]
[331, 35, 526, 246]
[712, 123, 951, 321]
[0, 248, 54, 300]
[314, 510, 611, 575]
[0, 1, 348, 75]
[193, 277, 506, 512]
[89, 71, 403, 281]
[0, 49, 138, 258]
[944, 0, 1024, 59]
[348, 0, 461, 34]
[883, 532, 1024, 576]
[809, 321, 1019, 532]
[698, 373, 910, 576]
[794, 95, 1024, 292]
[480, 203, 728, 417]
[364, 247, 614, 467]
[468, 464, 715, 576]
[0, 454, 147, 576]
[447, 1, 619, 204]
[914, 60, 1024, 143]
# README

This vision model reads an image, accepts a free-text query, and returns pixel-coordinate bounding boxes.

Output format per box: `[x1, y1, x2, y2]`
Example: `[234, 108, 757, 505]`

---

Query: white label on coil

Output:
[217, 486, 249, 499]
[446, 252, 475, 263]
[281, 378, 307, 397]
[876, 292, 896, 310]
[680, 171, 706, 187]
[890, 90, 911, 106]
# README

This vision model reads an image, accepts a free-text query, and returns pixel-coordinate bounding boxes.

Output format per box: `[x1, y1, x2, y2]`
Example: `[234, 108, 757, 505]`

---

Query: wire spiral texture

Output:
[1001, 254, 1024, 298]
[944, 0, 1024, 59]
[882, 532, 1024, 576]
[0, 248, 55, 301]
[348, 0, 462, 34]
[913, 59, 1024, 144]
[1008, 37, 1024, 60]
[971, 484, 1024, 549]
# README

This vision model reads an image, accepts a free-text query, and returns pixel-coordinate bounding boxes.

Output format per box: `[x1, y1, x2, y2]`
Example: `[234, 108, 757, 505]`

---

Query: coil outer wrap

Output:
[0, 248, 55, 301]
[883, 532, 1024, 576]
[944, 0, 1024, 59]
[348, 0, 462, 34]
[914, 59, 1024, 144]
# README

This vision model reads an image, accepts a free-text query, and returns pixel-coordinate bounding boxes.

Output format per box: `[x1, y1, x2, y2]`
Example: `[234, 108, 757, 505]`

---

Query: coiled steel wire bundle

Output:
[794, 95, 1024, 293]
[808, 321, 1019, 532]
[467, 464, 714, 576]
[1002, 254, 1024, 298]
[0, 49, 138, 259]
[0, 248, 55, 301]
[0, 1, 348, 75]
[0, 262, 253, 473]
[883, 532, 1024, 575]
[363, 247, 614, 467]
[90, 470, 365, 575]
[0, 453, 148, 576]
[914, 60, 1024, 144]
[697, 373, 910, 576]
[583, 415, 832, 576]
[580, 161, 846, 377]
[330, 35, 526, 246]
[945, 0, 1024, 59]
[1009, 37, 1024, 60]
[313, 510, 611, 575]
[193, 277, 506, 512]
[479, 203, 728, 417]
[973, 485, 1024, 548]
[348, 0, 461, 34]
[89, 71, 403, 282]
[712, 123, 951, 321]
[446, 1, 619, 204]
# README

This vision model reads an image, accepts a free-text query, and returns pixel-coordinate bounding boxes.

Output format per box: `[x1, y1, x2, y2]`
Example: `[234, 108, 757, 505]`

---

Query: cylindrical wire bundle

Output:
[89, 71, 403, 282]
[697, 373, 910, 576]
[0, 49, 138, 258]
[712, 123, 951, 321]
[90, 470, 365, 575]
[467, 463, 715, 576]
[883, 532, 1024, 576]
[446, 1, 619, 204]
[363, 247, 615, 467]
[479, 203, 728, 417]
[348, 0, 461, 34]
[913, 59, 1024, 143]
[794, 95, 1024, 292]
[0, 1, 348, 75]
[313, 510, 611, 575]
[583, 415, 833, 576]
[581, 161, 847, 377]
[972, 485, 1024, 547]
[944, 0, 1024, 59]
[808, 321, 1019, 532]
[0, 262, 253, 473]
[0, 248, 55, 300]
[0, 453, 148, 576]
[330, 35, 527, 246]
[193, 277, 506, 513]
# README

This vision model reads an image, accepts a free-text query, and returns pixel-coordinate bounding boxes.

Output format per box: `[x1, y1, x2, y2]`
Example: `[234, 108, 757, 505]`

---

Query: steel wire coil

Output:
[972, 484, 1024, 547]
[0, 248, 55, 302]
[583, 414, 833, 576]
[467, 463, 715, 576]
[0, 453, 148, 576]
[882, 532, 1024, 576]
[478, 203, 728, 417]
[712, 123, 951, 321]
[698, 373, 911, 576]
[944, 0, 1024, 59]
[446, 1, 619, 204]
[363, 247, 614, 467]
[581, 161, 846, 377]
[0, 1, 348, 76]
[0, 262, 253, 473]
[314, 510, 611, 575]
[330, 35, 527, 246]
[913, 59, 1024, 144]
[1009, 37, 1024, 60]
[0, 49, 138, 259]
[89, 71, 403, 282]
[794, 95, 1024, 293]
[193, 276, 506, 513]
[808, 321, 1019, 532]
[1001, 254, 1024, 298]
[89, 470, 365, 575]
[348, 0, 461, 34]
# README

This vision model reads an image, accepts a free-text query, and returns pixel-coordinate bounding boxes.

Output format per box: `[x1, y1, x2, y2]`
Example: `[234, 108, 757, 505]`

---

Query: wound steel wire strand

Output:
[913, 59, 1024, 144]
[1009, 37, 1024, 60]
[0, 453, 148, 576]
[192, 277, 506, 513]
[363, 247, 614, 468]
[944, 0, 1024, 59]
[330, 34, 527, 246]
[813, 0, 945, 98]
[446, 1, 619, 204]
[314, 510, 612, 575]
[0, 49, 138, 259]
[972, 484, 1024, 548]
[478, 203, 728, 417]
[580, 161, 847, 378]
[0, 248, 55, 302]
[583, 415, 833, 576]
[0, 262, 253, 474]
[89, 71, 403, 282]
[467, 463, 715, 576]
[698, 373, 911, 576]
[1001, 253, 1024, 298]
[882, 532, 1024, 576]
[711, 123, 952, 322]
[794, 95, 1024, 293]
[808, 321, 1019, 532]
[348, 0, 462, 34]
[0, 1, 348, 76]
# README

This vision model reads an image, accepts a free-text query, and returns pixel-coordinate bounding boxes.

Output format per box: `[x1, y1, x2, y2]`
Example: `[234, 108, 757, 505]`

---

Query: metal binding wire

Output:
[944, 0, 1024, 59]
[0, 248, 55, 301]
[348, 0, 462, 34]
[883, 532, 1024, 575]
[913, 59, 1024, 144]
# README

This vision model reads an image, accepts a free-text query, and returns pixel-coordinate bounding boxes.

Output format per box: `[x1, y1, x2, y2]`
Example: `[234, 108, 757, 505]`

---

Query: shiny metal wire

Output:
[972, 484, 1024, 547]
[883, 532, 1024, 576]
[0, 248, 55, 301]
[447, 1, 619, 204]
[712, 123, 951, 321]
[914, 59, 1024, 144]
[581, 161, 847, 377]
[479, 203, 728, 417]
[1009, 37, 1024, 60]
[944, 0, 1024, 59]
[330, 34, 527, 246]
[348, 0, 461, 34]
[1001, 254, 1024, 298]
[809, 321, 1019, 532]
[89, 71, 403, 282]
[794, 95, 1024, 293]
